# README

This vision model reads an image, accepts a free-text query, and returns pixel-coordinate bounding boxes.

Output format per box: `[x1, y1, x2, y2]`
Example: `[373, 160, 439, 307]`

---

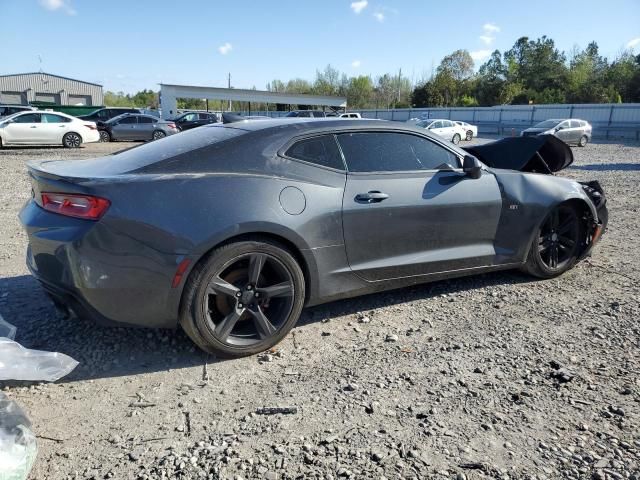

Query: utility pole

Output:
[227, 73, 232, 111]
[397, 67, 402, 105]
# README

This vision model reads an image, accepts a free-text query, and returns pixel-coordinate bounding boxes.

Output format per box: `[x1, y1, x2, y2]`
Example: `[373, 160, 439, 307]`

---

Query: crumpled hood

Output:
[463, 134, 573, 173]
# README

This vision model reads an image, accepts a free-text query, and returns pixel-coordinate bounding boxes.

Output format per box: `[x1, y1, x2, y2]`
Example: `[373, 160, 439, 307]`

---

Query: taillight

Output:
[167, 123, 177, 129]
[84, 124, 97, 130]
[41, 192, 110, 220]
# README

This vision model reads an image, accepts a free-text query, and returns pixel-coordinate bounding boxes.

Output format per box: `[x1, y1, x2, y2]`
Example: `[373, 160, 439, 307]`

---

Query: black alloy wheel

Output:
[63, 132, 82, 148]
[465, 130, 473, 141]
[180, 239, 305, 357]
[202, 253, 294, 346]
[524, 205, 582, 278]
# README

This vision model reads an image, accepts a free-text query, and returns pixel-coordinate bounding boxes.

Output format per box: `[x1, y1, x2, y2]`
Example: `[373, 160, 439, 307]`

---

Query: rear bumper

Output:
[20, 200, 186, 329]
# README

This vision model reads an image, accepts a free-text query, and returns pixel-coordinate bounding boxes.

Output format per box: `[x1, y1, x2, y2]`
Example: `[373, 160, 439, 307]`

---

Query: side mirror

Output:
[463, 155, 482, 179]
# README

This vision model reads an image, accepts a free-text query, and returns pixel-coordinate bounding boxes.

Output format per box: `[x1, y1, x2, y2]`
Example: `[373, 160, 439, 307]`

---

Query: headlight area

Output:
[579, 180, 608, 253]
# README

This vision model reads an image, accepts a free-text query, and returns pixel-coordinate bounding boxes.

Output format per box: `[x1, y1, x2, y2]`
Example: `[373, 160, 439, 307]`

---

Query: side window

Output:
[42, 114, 70, 123]
[442, 120, 453, 128]
[570, 120, 580, 128]
[430, 121, 442, 129]
[98, 110, 110, 120]
[558, 121, 570, 130]
[337, 132, 459, 172]
[312, 111, 325, 118]
[14, 113, 41, 123]
[138, 116, 154, 124]
[198, 113, 210, 120]
[183, 113, 197, 122]
[120, 116, 137, 124]
[285, 135, 345, 170]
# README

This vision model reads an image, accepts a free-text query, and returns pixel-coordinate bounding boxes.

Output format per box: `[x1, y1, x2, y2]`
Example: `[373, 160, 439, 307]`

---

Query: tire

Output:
[62, 132, 82, 148]
[99, 130, 111, 143]
[152, 130, 166, 141]
[523, 204, 583, 279]
[452, 133, 461, 145]
[180, 238, 305, 358]
[465, 130, 473, 141]
[578, 135, 588, 147]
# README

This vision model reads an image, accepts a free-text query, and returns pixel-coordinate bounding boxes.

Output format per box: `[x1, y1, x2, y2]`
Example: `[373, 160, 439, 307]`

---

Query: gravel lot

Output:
[1, 138, 639, 480]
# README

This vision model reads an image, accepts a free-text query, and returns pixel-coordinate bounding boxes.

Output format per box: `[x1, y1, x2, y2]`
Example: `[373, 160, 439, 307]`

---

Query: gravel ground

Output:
[0, 138, 639, 480]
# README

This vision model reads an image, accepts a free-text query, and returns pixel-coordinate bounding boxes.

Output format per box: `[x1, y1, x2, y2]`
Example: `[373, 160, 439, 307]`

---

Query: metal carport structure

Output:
[159, 83, 346, 119]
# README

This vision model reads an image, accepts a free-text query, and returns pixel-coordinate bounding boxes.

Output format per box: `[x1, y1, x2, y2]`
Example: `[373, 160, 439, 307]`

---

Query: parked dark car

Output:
[173, 111, 218, 131]
[78, 107, 143, 123]
[521, 118, 592, 146]
[0, 104, 36, 118]
[97, 113, 178, 142]
[20, 118, 607, 358]
[285, 110, 334, 118]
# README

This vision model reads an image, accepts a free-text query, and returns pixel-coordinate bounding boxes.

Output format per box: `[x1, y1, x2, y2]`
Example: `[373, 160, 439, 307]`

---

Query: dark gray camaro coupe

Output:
[20, 117, 607, 357]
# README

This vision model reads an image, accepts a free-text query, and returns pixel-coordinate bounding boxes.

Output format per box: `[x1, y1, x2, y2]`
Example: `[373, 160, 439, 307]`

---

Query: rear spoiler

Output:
[463, 134, 573, 173]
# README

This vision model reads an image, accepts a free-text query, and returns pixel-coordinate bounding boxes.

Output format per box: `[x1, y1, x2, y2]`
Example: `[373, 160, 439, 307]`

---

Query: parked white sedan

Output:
[454, 121, 478, 140]
[414, 118, 467, 144]
[0, 111, 100, 148]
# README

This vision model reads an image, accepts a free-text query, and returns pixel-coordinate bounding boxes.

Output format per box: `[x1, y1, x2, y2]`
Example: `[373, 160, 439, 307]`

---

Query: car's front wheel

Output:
[452, 133, 461, 145]
[465, 130, 473, 141]
[578, 135, 588, 147]
[523, 204, 583, 278]
[180, 238, 305, 357]
[62, 132, 82, 148]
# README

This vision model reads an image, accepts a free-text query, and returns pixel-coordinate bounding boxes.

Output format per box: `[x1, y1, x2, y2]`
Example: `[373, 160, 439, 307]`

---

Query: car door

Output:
[441, 120, 455, 137]
[137, 115, 156, 140]
[40, 113, 72, 144]
[2, 113, 43, 144]
[111, 115, 137, 140]
[427, 121, 445, 138]
[178, 113, 199, 130]
[567, 120, 582, 143]
[339, 131, 503, 281]
[554, 120, 571, 142]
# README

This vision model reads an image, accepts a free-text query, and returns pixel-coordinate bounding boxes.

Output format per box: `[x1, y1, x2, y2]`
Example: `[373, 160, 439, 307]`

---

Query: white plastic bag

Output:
[0, 392, 37, 480]
[0, 314, 79, 381]
[0, 337, 79, 382]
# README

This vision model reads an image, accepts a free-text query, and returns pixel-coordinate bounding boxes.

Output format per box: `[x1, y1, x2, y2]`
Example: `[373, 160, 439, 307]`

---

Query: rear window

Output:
[108, 125, 246, 171]
[285, 135, 345, 170]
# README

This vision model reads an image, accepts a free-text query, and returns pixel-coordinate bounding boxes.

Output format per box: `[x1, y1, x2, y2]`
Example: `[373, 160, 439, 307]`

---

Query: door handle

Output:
[355, 191, 389, 203]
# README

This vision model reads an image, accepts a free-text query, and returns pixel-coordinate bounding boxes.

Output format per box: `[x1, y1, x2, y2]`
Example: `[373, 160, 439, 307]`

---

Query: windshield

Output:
[534, 120, 561, 129]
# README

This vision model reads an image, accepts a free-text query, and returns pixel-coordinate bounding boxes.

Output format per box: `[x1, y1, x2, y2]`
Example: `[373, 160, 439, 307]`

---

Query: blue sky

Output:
[2, 0, 639, 93]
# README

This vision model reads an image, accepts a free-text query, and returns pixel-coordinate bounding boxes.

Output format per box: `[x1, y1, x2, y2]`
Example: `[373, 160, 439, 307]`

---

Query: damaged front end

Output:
[464, 135, 608, 260]
[578, 180, 608, 259]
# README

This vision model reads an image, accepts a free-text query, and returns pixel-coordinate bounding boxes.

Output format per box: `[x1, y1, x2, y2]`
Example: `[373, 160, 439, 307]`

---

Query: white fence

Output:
[238, 103, 640, 140]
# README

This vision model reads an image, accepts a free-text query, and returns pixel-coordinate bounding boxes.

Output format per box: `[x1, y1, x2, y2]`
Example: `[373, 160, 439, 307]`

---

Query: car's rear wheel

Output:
[452, 133, 461, 145]
[578, 135, 588, 147]
[99, 130, 111, 143]
[523, 205, 582, 278]
[152, 130, 166, 141]
[465, 130, 473, 141]
[62, 132, 82, 148]
[180, 239, 305, 357]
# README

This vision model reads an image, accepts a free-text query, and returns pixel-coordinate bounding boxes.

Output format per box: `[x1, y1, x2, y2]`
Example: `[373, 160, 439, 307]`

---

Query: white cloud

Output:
[627, 37, 640, 49]
[350, 0, 368, 14]
[478, 23, 500, 46]
[373, 12, 385, 22]
[470, 50, 492, 62]
[479, 35, 493, 45]
[218, 42, 233, 55]
[351, 60, 361, 68]
[483, 23, 500, 34]
[39, 0, 76, 15]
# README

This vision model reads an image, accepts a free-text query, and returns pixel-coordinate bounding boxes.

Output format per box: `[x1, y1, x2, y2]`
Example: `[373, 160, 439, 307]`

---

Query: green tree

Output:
[347, 75, 374, 108]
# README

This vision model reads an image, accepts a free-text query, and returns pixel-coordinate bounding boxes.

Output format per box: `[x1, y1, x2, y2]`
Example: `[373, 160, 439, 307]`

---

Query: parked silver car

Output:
[98, 113, 179, 142]
[521, 119, 592, 147]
